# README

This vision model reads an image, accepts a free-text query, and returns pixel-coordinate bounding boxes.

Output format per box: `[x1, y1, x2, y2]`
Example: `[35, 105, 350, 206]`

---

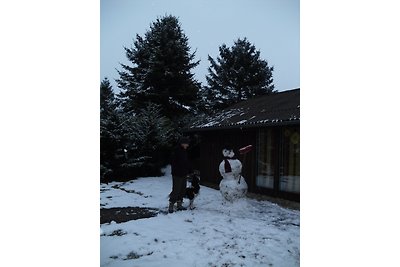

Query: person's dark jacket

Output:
[171, 145, 192, 177]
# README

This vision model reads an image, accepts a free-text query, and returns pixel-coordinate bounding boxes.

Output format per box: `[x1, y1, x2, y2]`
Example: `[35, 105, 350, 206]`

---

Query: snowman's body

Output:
[219, 149, 248, 201]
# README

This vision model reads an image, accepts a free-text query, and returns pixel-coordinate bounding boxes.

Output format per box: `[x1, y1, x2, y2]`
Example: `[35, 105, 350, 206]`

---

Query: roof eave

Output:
[184, 118, 300, 132]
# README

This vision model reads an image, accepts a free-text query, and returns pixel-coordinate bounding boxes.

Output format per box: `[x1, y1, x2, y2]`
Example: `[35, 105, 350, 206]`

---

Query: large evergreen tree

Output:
[100, 78, 116, 120]
[114, 103, 175, 178]
[116, 15, 201, 126]
[100, 78, 176, 181]
[100, 78, 121, 180]
[205, 38, 275, 110]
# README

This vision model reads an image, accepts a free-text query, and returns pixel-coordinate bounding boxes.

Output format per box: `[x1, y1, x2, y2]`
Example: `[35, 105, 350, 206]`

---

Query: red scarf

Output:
[224, 159, 232, 173]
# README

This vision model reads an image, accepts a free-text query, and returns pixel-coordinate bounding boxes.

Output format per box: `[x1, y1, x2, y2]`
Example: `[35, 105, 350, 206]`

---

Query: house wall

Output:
[190, 123, 300, 202]
[191, 129, 257, 189]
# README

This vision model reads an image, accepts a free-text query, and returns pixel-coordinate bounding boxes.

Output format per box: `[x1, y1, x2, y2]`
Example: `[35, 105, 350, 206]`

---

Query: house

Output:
[186, 88, 300, 201]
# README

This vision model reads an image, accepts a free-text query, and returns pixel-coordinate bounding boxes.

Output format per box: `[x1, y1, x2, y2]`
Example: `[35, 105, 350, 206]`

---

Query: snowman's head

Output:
[222, 148, 235, 158]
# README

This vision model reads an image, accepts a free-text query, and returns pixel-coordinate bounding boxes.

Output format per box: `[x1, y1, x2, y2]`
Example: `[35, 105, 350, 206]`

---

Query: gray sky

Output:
[101, 0, 299, 92]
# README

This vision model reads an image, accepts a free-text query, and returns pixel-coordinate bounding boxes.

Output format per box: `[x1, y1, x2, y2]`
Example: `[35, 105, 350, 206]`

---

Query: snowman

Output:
[219, 147, 248, 201]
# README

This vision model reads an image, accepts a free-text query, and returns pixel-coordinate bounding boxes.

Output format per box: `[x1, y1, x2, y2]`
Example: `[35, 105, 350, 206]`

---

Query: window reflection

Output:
[280, 127, 300, 193]
[256, 129, 275, 189]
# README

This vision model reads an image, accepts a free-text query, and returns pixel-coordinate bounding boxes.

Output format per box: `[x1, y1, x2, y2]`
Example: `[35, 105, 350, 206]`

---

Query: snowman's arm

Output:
[219, 161, 225, 176]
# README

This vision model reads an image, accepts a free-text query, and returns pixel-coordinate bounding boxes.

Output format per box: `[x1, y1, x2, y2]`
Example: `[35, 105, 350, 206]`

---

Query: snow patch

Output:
[100, 168, 300, 266]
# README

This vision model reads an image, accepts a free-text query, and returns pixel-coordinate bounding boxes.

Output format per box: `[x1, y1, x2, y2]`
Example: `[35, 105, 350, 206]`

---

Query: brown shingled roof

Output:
[188, 88, 300, 131]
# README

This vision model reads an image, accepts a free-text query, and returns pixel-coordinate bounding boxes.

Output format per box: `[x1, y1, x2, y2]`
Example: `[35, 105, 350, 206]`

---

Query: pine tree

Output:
[100, 78, 121, 180]
[116, 15, 201, 126]
[100, 78, 117, 122]
[205, 38, 275, 110]
[119, 103, 175, 177]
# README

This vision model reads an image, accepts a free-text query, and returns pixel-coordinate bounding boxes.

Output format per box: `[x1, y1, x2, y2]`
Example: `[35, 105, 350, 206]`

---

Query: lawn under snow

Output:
[100, 166, 300, 267]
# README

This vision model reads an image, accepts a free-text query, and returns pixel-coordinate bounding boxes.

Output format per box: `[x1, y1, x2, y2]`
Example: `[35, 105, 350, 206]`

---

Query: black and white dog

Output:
[184, 171, 201, 210]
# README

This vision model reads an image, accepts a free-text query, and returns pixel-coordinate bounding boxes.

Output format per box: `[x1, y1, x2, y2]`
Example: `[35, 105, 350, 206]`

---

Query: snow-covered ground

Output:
[100, 166, 300, 267]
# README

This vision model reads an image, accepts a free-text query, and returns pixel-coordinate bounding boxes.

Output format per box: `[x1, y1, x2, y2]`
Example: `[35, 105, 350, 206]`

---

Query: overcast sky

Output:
[101, 0, 299, 92]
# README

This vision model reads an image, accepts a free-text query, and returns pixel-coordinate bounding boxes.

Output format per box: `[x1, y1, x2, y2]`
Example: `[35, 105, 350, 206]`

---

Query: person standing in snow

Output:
[169, 136, 192, 213]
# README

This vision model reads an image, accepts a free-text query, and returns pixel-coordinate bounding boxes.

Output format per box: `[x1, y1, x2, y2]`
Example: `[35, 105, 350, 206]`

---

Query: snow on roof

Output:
[189, 88, 300, 131]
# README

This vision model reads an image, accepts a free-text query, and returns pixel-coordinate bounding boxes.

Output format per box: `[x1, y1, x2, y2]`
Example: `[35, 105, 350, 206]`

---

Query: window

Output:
[279, 127, 300, 193]
[256, 129, 275, 189]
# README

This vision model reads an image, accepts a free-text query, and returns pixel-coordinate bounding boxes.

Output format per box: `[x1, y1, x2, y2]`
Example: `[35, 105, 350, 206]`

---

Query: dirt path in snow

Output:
[100, 207, 160, 224]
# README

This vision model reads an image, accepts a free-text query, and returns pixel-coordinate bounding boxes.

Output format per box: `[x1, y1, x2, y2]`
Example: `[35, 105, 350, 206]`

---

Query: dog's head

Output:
[188, 171, 201, 192]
